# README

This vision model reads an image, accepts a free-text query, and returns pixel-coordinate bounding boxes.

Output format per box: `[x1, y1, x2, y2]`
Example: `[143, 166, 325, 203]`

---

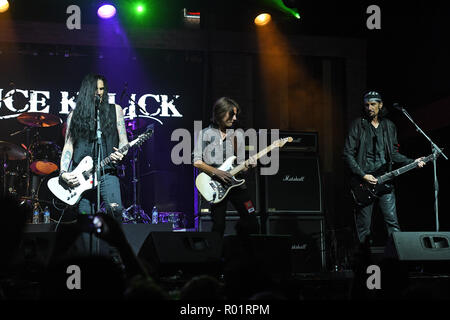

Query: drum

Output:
[30, 141, 61, 175]
[4, 169, 27, 197]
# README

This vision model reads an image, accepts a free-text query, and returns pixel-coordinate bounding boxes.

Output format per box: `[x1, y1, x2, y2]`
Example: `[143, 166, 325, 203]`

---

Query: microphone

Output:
[120, 82, 128, 101]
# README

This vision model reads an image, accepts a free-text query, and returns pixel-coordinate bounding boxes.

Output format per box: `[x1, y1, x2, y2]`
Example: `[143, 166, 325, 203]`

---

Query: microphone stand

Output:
[92, 95, 103, 254]
[396, 104, 448, 231]
[121, 89, 151, 223]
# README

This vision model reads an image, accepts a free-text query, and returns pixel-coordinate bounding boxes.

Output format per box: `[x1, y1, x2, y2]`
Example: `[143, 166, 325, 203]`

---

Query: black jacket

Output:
[342, 117, 414, 178]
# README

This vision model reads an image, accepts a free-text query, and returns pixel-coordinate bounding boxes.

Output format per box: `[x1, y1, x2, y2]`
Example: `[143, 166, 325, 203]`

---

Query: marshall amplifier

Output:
[196, 215, 262, 235]
[259, 130, 318, 154]
[265, 155, 322, 213]
[267, 215, 326, 273]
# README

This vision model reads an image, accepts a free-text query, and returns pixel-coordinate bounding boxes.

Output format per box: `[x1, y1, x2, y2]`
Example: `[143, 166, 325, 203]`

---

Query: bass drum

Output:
[30, 141, 61, 175]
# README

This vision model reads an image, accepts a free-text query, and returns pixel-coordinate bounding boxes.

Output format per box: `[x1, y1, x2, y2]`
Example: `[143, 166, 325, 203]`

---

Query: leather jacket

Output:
[343, 117, 414, 178]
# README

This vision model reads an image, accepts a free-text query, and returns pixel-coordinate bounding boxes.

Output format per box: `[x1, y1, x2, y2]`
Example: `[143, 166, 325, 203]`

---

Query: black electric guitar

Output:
[350, 152, 438, 206]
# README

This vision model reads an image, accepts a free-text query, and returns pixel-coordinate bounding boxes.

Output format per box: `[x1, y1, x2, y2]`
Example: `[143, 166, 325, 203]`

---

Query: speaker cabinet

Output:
[121, 223, 173, 255]
[198, 167, 260, 215]
[265, 155, 322, 213]
[196, 215, 261, 235]
[267, 215, 326, 273]
[12, 231, 57, 267]
[390, 232, 450, 261]
[137, 231, 223, 276]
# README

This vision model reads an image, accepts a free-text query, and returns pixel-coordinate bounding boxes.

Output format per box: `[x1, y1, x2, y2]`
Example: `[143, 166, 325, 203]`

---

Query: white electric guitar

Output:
[195, 137, 293, 204]
[48, 126, 153, 205]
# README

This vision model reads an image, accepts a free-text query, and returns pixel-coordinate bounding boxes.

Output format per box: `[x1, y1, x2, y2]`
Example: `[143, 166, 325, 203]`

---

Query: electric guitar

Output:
[48, 126, 153, 205]
[196, 137, 293, 204]
[350, 151, 438, 207]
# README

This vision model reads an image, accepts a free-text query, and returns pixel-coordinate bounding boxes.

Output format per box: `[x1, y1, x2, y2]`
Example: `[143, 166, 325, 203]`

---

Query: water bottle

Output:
[151, 206, 158, 224]
[43, 206, 50, 224]
[32, 203, 40, 224]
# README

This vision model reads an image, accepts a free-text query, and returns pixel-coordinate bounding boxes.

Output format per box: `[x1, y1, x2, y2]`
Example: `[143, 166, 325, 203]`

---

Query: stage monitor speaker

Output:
[137, 231, 223, 276]
[11, 231, 57, 268]
[390, 232, 450, 261]
[267, 215, 325, 273]
[121, 223, 172, 255]
[198, 167, 260, 215]
[265, 155, 322, 213]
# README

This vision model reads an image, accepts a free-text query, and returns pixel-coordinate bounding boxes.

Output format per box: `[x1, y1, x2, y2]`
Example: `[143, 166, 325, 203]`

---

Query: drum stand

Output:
[123, 133, 151, 224]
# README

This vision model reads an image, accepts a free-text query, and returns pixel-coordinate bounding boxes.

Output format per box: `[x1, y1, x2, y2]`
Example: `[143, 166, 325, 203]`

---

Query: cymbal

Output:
[17, 112, 62, 128]
[0, 141, 27, 160]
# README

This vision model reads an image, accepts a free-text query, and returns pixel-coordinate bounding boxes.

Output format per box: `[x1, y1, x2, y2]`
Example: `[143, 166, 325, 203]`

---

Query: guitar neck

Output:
[378, 153, 434, 184]
[98, 143, 130, 170]
[229, 144, 277, 176]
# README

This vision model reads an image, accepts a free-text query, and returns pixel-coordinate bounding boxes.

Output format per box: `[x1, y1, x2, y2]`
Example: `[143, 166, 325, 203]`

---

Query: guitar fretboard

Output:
[229, 143, 278, 176]
[378, 153, 435, 184]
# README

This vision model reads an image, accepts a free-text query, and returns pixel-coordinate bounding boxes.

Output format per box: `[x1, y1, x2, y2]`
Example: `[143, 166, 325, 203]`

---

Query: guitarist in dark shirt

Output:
[59, 74, 128, 220]
[343, 91, 425, 244]
[193, 97, 259, 237]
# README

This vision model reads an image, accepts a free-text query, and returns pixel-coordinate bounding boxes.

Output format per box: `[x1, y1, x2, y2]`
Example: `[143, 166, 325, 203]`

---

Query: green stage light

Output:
[135, 3, 145, 15]
[271, 0, 301, 20]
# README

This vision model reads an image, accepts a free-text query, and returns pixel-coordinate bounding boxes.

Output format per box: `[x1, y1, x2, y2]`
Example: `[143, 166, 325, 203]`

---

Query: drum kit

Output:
[1, 112, 62, 208]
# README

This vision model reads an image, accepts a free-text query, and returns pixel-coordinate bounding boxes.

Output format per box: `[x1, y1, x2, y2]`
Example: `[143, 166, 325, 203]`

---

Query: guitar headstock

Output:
[273, 137, 293, 148]
[136, 124, 154, 147]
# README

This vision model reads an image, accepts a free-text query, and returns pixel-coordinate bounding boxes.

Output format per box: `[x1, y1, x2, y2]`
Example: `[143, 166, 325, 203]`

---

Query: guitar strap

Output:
[233, 134, 238, 156]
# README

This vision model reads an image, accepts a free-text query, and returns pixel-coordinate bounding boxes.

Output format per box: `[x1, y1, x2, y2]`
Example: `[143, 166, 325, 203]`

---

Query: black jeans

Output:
[78, 173, 123, 221]
[210, 186, 259, 237]
[354, 188, 401, 244]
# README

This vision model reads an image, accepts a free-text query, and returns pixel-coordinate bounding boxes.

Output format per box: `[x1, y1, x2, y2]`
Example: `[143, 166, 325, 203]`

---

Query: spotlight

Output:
[0, 0, 9, 13]
[254, 13, 271, 26]
[97, 4, 116, 19]
[133, 2, 147, 15]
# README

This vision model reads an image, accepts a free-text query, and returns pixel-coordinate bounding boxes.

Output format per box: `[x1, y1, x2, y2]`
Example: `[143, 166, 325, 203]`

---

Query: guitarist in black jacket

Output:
[342, 91, 425, 245]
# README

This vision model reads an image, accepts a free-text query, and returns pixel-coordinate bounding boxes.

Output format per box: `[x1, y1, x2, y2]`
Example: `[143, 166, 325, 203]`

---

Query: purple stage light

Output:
[97, 4, 116, 19]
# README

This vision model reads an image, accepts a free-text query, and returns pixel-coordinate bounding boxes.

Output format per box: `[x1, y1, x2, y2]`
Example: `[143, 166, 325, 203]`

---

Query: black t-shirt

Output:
[364, 124, 387, 174]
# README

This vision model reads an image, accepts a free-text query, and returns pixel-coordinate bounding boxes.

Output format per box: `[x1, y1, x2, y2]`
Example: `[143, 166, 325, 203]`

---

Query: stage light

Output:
[0, 0, 9, 13]
[97, 4, 117, 19]
[278, 0, 301, 20]
[254, 13, 271, 26]
[134, 3, 146, 15]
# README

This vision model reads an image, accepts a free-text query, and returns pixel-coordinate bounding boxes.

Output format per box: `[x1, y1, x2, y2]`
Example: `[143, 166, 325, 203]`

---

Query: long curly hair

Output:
[68, 74, 116, 143]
